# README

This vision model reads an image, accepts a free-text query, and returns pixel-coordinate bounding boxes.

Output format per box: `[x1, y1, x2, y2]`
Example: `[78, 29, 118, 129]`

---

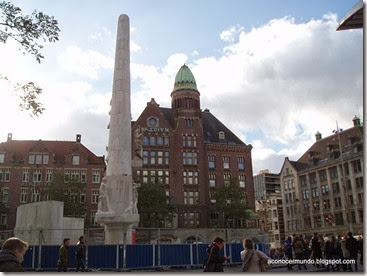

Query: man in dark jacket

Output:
[57, 238, 70, 272]
[76, 235, 86, 272]
[346, 232, 358, 271]
[0, 237, 28, 272]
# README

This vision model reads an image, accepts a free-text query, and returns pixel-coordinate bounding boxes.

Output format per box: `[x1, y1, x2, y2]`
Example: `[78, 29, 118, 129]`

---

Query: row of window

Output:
[208, 155, 245, 170]
[142, 151, 169, 166]
[300, 160, 362, 186]
[0, 168, 102, 184]
[143, 136, 169, 147]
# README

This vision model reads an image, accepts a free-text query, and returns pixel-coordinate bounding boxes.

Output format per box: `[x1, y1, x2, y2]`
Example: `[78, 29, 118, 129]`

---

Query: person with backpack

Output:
[241, 238, 271, 272]
[203, 237, 229, 272]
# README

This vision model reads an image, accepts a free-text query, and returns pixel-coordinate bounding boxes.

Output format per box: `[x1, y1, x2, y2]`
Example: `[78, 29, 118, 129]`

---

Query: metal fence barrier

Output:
[22, 243, 270, 271]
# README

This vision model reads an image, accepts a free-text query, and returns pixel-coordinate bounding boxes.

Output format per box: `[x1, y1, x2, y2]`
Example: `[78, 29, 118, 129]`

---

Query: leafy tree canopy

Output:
[0, 2, 60, 116]
[137, 179, 176, 228]
[209, 177, 251, 228]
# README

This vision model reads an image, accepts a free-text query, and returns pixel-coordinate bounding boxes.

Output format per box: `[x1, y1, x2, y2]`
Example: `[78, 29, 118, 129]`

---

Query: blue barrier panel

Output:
[87, 245, 117, 269]
[230, 243, 243, 263]
[23, 245, 35, 269]
[197, 243, 209, 265]
[126, 244, 153, 268]
[40, 245, 59, 269]
[159, 244, 191, 266]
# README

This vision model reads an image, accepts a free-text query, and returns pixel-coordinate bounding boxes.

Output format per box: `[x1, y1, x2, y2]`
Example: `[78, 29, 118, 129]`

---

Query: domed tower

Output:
[171, 64, 201, 128]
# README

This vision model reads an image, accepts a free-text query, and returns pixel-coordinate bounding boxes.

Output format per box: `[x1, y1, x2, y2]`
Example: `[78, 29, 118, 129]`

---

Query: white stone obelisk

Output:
[95, 14, 139, 245]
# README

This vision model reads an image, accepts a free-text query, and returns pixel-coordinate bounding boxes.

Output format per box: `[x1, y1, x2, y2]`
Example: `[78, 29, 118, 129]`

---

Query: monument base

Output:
[96, 214, 139, 244]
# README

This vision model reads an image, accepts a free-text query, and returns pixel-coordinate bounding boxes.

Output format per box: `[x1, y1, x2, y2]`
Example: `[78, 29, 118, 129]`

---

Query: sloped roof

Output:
[158, 107, 246, 146]
[0, 139, 104, 164]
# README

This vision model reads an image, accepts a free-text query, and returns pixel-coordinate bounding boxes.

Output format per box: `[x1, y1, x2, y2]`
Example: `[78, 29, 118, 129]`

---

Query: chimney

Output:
[352, 115, 361, 127]
[315, 131, 322, 141]
[76, 134, 81, 143]
[7, 133, 12, 142]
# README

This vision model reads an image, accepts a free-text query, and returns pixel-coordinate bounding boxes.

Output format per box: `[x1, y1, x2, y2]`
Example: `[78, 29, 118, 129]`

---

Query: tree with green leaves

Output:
[209, 177, 251, 228]
[137, 177, 176, 228]
[0, 1, 60, 116]
[41, 172, 86, 219]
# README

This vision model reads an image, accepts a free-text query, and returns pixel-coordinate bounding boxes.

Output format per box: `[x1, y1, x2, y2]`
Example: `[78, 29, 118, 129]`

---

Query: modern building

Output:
[280, 116, 363, 238]
[254, 170, 284, 248]
[131, 64, 255, 229]
[0, 133, 105, 230]
[254, 169, 281, 200]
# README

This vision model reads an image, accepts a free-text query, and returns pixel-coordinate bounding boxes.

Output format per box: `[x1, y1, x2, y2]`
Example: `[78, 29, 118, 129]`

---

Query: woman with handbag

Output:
[241, 238, 271, 272]
[203, 237, 229, 272]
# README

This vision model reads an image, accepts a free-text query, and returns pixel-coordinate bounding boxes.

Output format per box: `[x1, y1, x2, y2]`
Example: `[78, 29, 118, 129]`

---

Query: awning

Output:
[337, 0, 363, 30]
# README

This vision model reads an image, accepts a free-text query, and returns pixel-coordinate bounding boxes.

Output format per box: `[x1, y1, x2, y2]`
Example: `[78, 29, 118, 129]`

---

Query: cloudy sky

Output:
[0, 0, 363, 174]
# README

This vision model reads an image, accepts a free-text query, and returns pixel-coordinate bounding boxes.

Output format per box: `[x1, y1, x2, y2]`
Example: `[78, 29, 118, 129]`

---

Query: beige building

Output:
[280, 116, 363, 238]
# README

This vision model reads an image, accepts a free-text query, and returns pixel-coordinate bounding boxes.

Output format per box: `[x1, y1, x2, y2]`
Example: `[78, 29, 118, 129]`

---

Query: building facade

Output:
[254, 169, 281, 200]
[280, 116, 363, 238]
[0, 133, 105, 230]
[131, 64, 255, 228]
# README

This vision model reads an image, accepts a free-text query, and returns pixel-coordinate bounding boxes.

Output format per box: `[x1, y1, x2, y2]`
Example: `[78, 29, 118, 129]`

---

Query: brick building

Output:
[280, 116, 363, 237]
[132, 64, 255, 228]
[0, 133, 105, 230]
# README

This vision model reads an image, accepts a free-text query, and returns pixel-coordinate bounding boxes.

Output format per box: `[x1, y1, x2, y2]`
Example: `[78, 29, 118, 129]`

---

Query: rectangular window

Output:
[80, 190, 86, 203]
[311, 188, 319, 197]
[22, 169, 29, 184]
[224, 173, 231, 186]
[355, 177, 363, 189]
[72, 155, 80, 165]
[302, 190, 309, 199]
[209, 173, 216, 187]
[323, 199, 330, 210]
[64, 170, 70, 183]
[0, 153, 4, 163]
[33, 169, 42, 184]
[335, 212, 344, 225]
[208, 155, 215, 169]
[20, 188, 28, 203]
[0, 214, 7, 225]
[239, 175, 246, 188]
[35, 154, 42, 164]
[92, 170, 100, 183]
[223, 156, 230, 169]
[183, 171, 198, 185]
[238, 157, 245, 170]
[332, 182, 340, 193]
[184, 191, 199, 205]
[91, 211, 97, 225]
[29, 154, 35, 164]
[143, 151, 148, 165]
[3, 169, 10, 182]
[165, 151, 169, 165]
[352, 160, 362, 173]
[157, 151, 163, 164]
[313, 201, 320, 211]
[334, 197, 342, 208]
[43, 154, 49, 164]
[91, 190, 99, 204]
[2, 188, 8, 203]
[31, 189, 40, 202]
[309, 173, 317, 184]
[150, 151, 156, 164]
[81, 170, 87, 183]
[46, 169, 53, 183]
[329, 167, 338, 179]
[184, 212, 200, 227]
[319, 170, 327, 181]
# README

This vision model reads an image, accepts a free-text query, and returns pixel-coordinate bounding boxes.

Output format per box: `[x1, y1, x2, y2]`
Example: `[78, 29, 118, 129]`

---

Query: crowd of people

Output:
[0, 233, 363, 272]
[282, 232, 363, 272]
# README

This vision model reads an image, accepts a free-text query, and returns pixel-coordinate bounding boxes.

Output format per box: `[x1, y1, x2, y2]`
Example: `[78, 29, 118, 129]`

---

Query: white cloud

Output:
[57, 46, 114, 79]
[220, 26, 244, 42]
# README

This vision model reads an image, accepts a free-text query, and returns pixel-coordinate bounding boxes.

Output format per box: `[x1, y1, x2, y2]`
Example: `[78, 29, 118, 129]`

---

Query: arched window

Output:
[157, 137, 163, 146]
[150, 136, 156, 146]
[143, 136, 149, 146]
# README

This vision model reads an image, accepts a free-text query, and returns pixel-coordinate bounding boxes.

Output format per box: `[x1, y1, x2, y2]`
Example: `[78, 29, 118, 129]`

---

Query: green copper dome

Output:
[173, 64, 198, 92]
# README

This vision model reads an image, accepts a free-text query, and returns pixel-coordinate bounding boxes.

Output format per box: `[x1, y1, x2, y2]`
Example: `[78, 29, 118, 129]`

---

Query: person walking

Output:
[324, 236, 335, 271]
[57, 238, 70, 272]
[203, 237, 229, 272]
[311, 233, 322, 267]
[0, 237, 28, 272]
[76, 235, 86, 272]
[284, 236, 293, 270]
[340, 234, 350, 271]
[241, 238, 271, 272]
[293, 236, 307, 270]
[346, 232, 358, 272]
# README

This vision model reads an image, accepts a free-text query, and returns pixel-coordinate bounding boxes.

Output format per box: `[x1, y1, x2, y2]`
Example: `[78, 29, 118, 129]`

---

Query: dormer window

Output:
[219, 131, 225, 140]
[72, 155, 80, 165]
